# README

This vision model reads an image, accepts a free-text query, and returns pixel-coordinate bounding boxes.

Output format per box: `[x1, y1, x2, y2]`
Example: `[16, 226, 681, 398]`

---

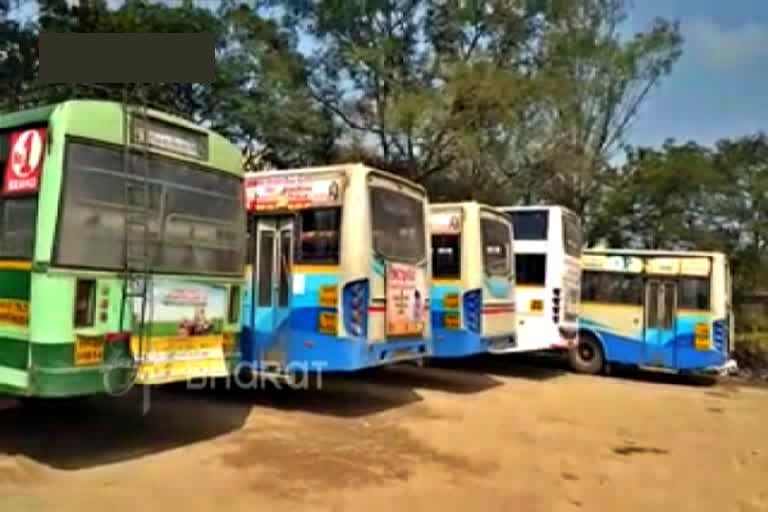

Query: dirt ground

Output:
[1, 355, 767, 512]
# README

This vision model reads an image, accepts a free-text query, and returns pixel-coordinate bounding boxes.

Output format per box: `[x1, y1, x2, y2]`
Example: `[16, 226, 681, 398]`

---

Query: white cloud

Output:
[686, 19, 768, 70]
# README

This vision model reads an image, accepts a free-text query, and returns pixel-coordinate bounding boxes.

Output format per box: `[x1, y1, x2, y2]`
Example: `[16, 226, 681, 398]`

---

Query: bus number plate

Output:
[318, 312, 337, 335]
[443, 313, 460, 329]
[443, 294, 459, 310]
[530, 299, 544, 313]
[74, 336, 104, 366]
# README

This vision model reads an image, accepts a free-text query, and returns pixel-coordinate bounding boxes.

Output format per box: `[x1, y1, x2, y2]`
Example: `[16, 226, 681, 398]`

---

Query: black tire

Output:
[569, 332, 604, 375]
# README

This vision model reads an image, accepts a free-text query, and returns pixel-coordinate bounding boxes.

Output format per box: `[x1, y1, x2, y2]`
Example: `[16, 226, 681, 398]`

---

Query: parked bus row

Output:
[0, 100, 735, 401]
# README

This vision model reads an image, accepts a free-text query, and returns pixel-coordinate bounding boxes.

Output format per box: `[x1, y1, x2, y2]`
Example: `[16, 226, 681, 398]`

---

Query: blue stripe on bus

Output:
[429, 284, 486, 358]
[581, 314, 728, 371]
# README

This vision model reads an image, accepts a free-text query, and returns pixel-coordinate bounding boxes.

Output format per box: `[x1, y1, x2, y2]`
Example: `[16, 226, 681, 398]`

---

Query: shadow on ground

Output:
[605, 365, 720, 387]
[0, 387, 251, 471]
[342, 363, 504, 394]
[428, 351, 570, 381]
[167, 370, 424, 419]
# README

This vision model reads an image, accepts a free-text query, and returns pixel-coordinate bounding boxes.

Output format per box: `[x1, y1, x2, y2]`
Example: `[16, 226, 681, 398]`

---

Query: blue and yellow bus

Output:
[429, 202, 517, 357]
[240, 164, 432, 377]
[575, 249, 736, 375]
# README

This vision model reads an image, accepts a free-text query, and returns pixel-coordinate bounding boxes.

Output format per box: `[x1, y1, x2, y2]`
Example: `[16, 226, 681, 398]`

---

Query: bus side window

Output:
[678, 277, 711, 311]
[295, 208, 341, 265]
[582, 271, 642, 305]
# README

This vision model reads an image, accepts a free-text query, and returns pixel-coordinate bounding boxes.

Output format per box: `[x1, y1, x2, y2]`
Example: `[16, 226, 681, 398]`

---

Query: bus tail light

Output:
[552, 287, 561, 324]
[343, 279, 369, 338]
[463, 289, 481, 334]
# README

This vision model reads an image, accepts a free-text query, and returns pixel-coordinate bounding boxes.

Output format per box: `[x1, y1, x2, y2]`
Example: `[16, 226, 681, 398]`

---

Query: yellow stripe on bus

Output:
[292, 264, 339, 274]
[0, 260, 32, 271]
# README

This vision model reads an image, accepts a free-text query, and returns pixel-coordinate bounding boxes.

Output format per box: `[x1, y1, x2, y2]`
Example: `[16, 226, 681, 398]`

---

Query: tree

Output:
[506, 0, 683, 226]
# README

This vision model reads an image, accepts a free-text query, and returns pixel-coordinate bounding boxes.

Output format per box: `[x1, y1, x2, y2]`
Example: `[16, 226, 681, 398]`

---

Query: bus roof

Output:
[584, 248, 727, 259]
[246, 163, 428, 196]
[0, 99, 241, 176]
[495, 204, 577, 216]
[431, 201, 511, 218]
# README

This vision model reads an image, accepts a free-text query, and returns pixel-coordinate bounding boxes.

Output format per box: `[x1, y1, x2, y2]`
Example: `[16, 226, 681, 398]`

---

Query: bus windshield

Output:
[56, 140, 245, 275]
[480, 218, 512, 276]
[562, 211, 582, 258]
[370, 186, 425, 263]
[510, 210, 548, 240]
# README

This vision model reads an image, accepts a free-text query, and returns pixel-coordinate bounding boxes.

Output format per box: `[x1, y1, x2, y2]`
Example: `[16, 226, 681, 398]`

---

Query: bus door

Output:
[643, 279, 678, 368]
[252, 216, 294, 372]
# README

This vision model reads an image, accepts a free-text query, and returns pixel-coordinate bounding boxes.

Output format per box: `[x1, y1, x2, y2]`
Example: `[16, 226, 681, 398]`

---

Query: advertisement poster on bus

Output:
[244, 172, 343, 212]
[385, 262, 426, 337]
[3, 128, 46, 196]
[130, 279, 229, 384]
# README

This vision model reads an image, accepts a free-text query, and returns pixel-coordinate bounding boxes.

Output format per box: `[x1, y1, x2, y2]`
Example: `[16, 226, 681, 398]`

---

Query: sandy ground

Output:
[1, 355, 767, 512]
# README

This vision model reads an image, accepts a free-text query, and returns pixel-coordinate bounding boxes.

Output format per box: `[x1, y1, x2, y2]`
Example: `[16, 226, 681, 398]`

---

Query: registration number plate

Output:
[74, 336, 104, 366]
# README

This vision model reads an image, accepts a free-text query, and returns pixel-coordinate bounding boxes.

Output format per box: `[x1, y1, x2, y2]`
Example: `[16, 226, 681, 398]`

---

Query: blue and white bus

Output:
[429, 202, 517, 358]
[576, 249, 737, 375]
[240, 164, 432, 378]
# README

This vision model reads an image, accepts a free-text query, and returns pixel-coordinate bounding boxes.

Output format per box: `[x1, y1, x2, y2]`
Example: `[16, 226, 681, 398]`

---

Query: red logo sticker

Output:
[3, 128, 46, 195]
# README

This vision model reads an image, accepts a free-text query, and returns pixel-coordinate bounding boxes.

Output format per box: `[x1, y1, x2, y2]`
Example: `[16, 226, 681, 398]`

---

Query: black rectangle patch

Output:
[37, 32, 214, 83]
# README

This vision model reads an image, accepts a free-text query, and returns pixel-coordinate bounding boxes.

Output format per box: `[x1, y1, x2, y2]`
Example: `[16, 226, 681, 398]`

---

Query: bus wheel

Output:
[569, 333, 604, 375]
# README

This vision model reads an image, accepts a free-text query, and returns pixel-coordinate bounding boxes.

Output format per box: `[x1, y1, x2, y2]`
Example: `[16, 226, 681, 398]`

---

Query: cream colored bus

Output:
[241, 164, 432, 375]
[429, 202, 516, 357]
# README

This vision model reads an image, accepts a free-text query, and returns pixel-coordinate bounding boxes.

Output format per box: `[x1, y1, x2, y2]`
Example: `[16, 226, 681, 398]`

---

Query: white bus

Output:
[497, 205, 582, 352]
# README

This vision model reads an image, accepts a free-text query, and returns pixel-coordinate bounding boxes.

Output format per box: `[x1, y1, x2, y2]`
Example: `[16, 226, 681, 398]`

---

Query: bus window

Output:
[56, 141, 245, 275]
[295, 208, 341, 264]
[370, 187, 425, 263]
[562, 212, 582, 257]
[509, 210, 548, 240]
[679, 277, 710, 311]
[432, 234, 460, 279]
[0, 197, 37, 259]
[481, 218, 511, 276]
[0, 130, 38, 259]
[515, 254, 546, 286]
[581, 271, 642, 305]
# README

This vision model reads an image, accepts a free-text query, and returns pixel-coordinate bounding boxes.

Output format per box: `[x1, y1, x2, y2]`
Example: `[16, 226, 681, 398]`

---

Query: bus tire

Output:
[569, 332, 604, 375]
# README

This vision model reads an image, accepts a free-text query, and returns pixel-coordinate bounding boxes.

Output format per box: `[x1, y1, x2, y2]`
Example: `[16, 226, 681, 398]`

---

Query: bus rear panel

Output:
[500, 206, 581, 352]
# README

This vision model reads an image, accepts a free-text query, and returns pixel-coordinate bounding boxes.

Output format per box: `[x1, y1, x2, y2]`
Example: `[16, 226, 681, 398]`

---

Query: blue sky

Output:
[625, 0, 768, 149]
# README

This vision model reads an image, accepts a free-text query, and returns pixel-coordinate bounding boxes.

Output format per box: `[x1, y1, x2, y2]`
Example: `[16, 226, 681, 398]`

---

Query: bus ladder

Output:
[120, 84, 153, 387]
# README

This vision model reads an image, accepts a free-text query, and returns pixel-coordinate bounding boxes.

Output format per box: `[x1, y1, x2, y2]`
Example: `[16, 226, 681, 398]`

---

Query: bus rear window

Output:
[481, 218, 512, 276]
[509, 210, 548, 240]
[515, 254, 546, 286]
[295, 208, 341, 264]
[56, 141, 245, 275]
[562, 212, 582, 258]
[432, 234, 460, 279]
[370, 187, 425, 263]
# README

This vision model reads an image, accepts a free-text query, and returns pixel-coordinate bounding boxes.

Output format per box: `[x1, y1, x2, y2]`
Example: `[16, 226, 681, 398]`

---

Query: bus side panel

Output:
[283, 268, 350, 369]
[514, 285, 556, 350]
[481, 276, 515, 339]
[674, 311, 724, 370]
[579, 302, 644, 365]
[430, 282, 483, 358]
[28, 273, 133, 397]
[0, 263, 32, 394]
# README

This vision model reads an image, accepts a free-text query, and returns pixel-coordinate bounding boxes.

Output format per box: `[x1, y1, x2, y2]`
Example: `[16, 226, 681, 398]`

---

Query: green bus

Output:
[0, 99, 246, 399]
